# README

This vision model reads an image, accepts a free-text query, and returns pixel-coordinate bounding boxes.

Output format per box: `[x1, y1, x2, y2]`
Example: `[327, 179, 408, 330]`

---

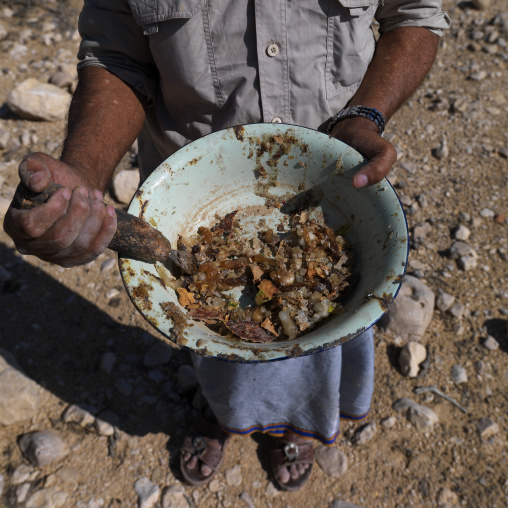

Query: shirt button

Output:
[266, 43, 280, 57]
[271, 117, 282, 123]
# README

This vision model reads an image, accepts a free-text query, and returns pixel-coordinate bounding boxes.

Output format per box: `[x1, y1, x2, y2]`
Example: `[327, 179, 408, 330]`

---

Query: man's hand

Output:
[330, 117, 397, 188]
[3, 152, 117, 267]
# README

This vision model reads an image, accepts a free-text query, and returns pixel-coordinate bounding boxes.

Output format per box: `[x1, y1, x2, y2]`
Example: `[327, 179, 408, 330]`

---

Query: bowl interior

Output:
[120, 124, 408, 362]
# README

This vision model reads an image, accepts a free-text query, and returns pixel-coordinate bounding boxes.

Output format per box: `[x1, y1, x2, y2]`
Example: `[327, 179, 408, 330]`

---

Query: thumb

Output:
[18, 152, 55, 192]
[351, 140, 397, 188]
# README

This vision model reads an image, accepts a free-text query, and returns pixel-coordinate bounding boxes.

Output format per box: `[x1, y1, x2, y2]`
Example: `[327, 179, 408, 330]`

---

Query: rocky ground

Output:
[0, 0, 507, 507]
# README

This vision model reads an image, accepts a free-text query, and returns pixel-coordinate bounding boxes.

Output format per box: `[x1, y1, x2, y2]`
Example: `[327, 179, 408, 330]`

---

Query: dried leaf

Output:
[258, 279, 278, 299]
[177, 287, 195, 307]
[225, 321, 275, 343]
[187, 308, 224, 322]
[250, 263, 264, 282]
[261, 318, 278, 336]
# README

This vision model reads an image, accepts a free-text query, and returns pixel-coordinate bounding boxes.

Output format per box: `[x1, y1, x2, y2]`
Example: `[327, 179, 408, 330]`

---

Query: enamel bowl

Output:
[119, 123, 408, 363]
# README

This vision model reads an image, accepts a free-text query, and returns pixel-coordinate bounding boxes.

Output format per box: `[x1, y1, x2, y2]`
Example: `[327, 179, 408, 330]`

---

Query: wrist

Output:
[328, 105, 386, 136]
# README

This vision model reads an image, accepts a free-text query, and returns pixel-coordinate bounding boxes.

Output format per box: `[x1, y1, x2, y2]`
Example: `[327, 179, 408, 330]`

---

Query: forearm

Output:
[348, 26, 439, 120]
[61, 66, 147, 191]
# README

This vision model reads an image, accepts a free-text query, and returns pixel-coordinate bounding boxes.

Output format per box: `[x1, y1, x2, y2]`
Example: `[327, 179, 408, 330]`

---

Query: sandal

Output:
[270, 434, 315, 492]
[180, 412, 231, 487]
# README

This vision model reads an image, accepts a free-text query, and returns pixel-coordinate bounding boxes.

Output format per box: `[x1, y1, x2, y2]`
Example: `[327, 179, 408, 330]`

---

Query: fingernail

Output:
[106, 206, 116, 217]
[92, 189, 103, 201]
[62, 188, 72, 200]
[29, 172, 42, 188]
[78, 186, 88, 198]
[354, 174, 369, 188]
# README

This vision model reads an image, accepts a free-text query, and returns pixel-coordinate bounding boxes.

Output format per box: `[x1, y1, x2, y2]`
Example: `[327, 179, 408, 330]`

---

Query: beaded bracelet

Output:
[327, 105, 386, 135]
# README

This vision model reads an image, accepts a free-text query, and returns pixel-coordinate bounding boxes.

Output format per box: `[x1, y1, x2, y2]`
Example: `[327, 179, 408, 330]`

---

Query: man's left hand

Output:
[330, 116, 397, 188]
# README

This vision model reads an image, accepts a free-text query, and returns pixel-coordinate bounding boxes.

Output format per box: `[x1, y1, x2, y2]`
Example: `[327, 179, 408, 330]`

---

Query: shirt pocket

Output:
[325, 0, 378, 99]
[127, 0, 224, 114]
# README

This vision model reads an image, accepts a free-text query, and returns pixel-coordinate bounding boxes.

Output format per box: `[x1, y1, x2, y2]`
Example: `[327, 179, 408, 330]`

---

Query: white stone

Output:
[16, 483, 31, 504]
[94, 411, 119, 436]
[111, 169, 139, 205]
[476, 417, 499, 439]
[18, 430, 69, 467]
[225, 464, 242, 486]
[134, 477, 160, 508]
[437, 487, 459, 508]
[353, 422, 377, 445]
[454, 225, 470, 241]
[12, 464, 37, 485]
[482, 335, 499, 350]
[436, 292, 455, 312]
[25, 486, 68, 508]
[451, 364, 468, 384]
[399, 342, 427, 377]
[379, 275, 435, 340]
[7, 78, 71, 121]
[161, 485, 188, 508]
[393, 397, 439, 431]
[0, 348, 40, 426]
[61, 404, 97, 427]
[315, 446, 348, 477]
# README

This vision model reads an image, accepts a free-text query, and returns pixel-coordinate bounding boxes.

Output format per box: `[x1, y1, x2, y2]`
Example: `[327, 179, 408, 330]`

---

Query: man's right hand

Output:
[3, 152, 117, 267]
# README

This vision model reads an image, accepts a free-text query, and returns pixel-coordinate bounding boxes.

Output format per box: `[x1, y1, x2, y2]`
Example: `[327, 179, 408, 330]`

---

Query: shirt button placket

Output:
[255, 0, 289, 124]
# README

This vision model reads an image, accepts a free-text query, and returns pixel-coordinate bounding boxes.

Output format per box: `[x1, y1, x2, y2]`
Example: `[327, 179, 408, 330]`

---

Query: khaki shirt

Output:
[77, 0, 450, 177]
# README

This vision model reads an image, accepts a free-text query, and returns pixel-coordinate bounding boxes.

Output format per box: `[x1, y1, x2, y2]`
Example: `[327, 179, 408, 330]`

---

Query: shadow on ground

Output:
[0, 242, 194, 440]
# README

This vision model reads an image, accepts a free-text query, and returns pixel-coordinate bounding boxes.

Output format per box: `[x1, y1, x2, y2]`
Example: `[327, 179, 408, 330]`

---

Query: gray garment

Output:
[75, 0, 448, 442]
[192, 328, 375, 444]
[77, 0, 450, 179]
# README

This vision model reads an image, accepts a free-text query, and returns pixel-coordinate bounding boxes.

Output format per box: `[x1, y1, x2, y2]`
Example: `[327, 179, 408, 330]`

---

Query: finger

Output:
[72, 190, 116, 257]
[5, 186, 72, 241]
[18, 152, 54, 192]
[352, 145, 397, 188]
[30, 186, 91, 254]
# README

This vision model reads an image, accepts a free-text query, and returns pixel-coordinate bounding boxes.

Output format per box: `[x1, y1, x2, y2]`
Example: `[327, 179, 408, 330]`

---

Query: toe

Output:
[277, 466, 291, 484]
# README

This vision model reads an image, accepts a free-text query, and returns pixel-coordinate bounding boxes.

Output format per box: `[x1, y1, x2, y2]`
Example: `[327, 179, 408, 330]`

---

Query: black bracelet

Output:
[327, 105, 386, 135]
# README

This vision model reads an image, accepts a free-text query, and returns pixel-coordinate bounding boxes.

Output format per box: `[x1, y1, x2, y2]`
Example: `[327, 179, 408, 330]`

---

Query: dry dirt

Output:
[0, 1, 507, 507]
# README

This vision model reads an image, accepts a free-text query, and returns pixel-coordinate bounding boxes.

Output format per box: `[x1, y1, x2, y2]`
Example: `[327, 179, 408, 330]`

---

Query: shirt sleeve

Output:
[76, 0, 158, 106]
[375, 0, 451, 37]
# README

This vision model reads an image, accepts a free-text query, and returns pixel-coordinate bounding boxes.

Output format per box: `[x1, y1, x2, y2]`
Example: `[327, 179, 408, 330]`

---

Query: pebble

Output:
[143, 341, 173, 367]
[451, 364, 468, 384]
[100, 258, 117, 274]
[315, 446, 348, 477]
[381, 416, 397, 428]
[18, 430, 69, 467]
[436, 291, 455, 312]
[208, 478, 221, 493]
[399, 341, 427, 377]
[449, 302, 465, 319]
[7, 78, 71, 121]
[482, 335, 499, 350]
[94, 411, 119, 436]
[100, 352, 117, 375]
[329, 500, 365, 508]
[0, 348, 41, 425]
[431, 138, 449, 159]
[436, 487, 459, 508]
[12, 463, 37, 484]
[115, 378, 134, 396]
[134, 477, 160, 508]
[225, 464, 242, 486]
[353, 422, 377, 445]
[25, 486, 68, 508]
[161, 484, 188, 508]
[55, 465, 81, 486]
[16, 482, 31, 503]
[177, 364, 199, 391]
[393, 397, 439, 431]
[379, 275, 435, 340]
[61, 403, 97, 427]
[112, 169, 140, 205]
[453, 225, 470, 241]
[476, 417, 499, 439]
[240, 490, 256, 508]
